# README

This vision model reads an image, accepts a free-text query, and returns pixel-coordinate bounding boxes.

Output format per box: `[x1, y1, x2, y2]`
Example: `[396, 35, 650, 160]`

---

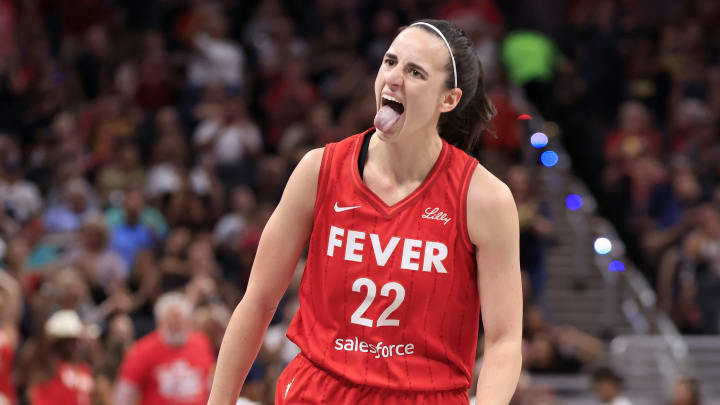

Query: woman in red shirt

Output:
[28, 310, 94, 405]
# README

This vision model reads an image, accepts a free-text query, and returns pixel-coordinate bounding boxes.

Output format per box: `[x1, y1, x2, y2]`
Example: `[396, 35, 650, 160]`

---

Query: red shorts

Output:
[275, 354, 470, 404]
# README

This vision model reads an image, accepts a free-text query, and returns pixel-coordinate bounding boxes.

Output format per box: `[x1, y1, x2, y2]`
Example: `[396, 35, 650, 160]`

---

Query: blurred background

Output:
[0, 0, 718, 404]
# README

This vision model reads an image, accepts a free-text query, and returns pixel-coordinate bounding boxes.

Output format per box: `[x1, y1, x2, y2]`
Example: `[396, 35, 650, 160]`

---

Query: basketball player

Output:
[0, 271, 20, 405]
[209, 19, 522, 404]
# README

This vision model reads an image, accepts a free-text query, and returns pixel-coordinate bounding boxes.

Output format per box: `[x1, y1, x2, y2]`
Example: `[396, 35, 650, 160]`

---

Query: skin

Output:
[208, 27, 522, 405]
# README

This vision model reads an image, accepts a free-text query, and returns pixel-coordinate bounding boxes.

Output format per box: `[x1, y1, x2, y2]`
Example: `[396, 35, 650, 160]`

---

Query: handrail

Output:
[522, 115, 692, 382]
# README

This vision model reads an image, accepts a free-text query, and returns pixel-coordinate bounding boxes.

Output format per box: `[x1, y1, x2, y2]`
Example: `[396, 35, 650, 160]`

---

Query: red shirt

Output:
[118, 331, 215, 405]
[286, 130, 481, 391]
[0, 331, 16, 405]
[30, 362, 93, 405]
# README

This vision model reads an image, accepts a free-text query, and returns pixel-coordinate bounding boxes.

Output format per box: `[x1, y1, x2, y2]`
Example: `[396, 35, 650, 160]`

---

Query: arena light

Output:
[594, 237, 612, 255]
[530, 132, 548, 148]
[565, 194, 583, 211]
[608, 260, 626, 272]
[540, 150, 558, 167]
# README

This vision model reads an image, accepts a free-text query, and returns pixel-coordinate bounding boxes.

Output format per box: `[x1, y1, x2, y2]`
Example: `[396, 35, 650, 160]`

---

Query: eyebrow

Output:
[384, 53, 429, 77]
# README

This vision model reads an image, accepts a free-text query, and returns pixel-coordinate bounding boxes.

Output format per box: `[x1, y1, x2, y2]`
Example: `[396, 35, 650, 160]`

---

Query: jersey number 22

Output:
[350, 277, 405, 327]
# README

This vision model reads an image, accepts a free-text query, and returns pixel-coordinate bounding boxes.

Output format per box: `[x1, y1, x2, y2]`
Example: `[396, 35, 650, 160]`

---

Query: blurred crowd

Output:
[535, 0, 720, 336]
[0, 0, 715, 404]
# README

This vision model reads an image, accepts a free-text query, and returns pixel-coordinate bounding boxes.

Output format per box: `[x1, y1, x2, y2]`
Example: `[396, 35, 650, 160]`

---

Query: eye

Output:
[384, 58, 396, 66]
[410, 68, 422, 77]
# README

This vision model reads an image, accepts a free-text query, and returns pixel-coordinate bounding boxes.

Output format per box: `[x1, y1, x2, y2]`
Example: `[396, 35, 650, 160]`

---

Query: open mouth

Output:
[382, 96, 405, 115]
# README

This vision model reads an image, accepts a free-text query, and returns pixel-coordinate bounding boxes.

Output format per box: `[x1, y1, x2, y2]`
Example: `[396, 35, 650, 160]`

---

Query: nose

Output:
[385, 64, 402, 89]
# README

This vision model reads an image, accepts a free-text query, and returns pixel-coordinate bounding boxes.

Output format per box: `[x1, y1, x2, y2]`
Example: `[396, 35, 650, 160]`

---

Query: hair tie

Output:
[410, 22, 457, 88]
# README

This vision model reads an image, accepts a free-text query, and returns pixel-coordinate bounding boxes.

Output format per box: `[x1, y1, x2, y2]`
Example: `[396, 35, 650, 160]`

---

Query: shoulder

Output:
[296, 147, 324, 175]
[271, 147, 326, 218]
[466, 164, 517, 246]
[286, 147, 325, 195]
[467, 164, 514, 214]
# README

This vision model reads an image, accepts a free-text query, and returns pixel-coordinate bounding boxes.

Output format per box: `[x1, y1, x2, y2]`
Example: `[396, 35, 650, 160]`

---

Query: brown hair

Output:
[403, 19, 496, 154]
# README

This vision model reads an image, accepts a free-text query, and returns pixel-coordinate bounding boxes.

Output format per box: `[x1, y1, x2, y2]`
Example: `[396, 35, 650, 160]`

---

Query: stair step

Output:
[544, 278, 605, 289]
[545, 297, 606, 308]
[544, 289, 605, 300]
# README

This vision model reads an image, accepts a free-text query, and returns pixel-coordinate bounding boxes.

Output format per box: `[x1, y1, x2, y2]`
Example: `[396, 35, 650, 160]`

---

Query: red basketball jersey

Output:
[0, 331, 16, 405]
[286, 129, 480, 392]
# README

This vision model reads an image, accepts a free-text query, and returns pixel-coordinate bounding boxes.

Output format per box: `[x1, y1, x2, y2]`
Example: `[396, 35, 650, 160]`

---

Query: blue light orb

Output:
[594, 237, 612, 255]
[566, 194, 583, 211]
[530, 132, 549, 148]
[608, 260, 626, 272]
[540, 150, 559, 167]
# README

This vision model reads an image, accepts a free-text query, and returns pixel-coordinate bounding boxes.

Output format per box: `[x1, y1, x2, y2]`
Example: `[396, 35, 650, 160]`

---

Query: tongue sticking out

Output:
[374, 105, 402, 132]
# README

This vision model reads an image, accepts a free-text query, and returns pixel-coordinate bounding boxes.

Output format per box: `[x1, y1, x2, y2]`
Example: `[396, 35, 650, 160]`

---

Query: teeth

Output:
[382, 95, 402, 104]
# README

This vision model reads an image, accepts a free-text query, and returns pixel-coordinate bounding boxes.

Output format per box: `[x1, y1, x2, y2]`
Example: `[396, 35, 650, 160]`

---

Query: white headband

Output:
[410, 22, 457, 88]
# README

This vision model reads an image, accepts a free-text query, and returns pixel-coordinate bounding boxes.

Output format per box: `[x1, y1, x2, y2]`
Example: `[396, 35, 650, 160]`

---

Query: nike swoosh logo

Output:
[334, 202, 362, 212]
[285, 378, 295, 399]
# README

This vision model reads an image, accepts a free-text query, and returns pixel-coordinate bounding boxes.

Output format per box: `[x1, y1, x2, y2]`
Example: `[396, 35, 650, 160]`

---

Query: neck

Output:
[369, 128, 443, 185]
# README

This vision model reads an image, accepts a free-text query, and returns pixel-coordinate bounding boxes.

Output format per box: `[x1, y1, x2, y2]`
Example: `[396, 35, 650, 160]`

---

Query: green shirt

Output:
[501, 30, 561, 85]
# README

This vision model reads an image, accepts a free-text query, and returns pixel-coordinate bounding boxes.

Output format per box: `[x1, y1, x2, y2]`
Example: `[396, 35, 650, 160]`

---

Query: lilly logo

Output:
[422, 207, 451, 225]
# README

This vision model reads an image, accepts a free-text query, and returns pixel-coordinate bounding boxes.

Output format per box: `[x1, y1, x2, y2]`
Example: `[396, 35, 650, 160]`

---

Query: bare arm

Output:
[0, 269, 21, 326]
[468, 167, 523, 405]
[208, 148, 322, 405]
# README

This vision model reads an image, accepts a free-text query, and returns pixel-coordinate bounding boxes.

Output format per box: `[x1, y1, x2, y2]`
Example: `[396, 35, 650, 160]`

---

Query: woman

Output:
[0, 271, 21, 405]
[27, 310, 95, 405]
[209, 19, 522, 404]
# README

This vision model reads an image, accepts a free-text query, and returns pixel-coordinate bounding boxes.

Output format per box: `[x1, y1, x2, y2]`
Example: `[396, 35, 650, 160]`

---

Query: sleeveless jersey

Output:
[286, 129, 480, 392]
[0, 331, 16, 404]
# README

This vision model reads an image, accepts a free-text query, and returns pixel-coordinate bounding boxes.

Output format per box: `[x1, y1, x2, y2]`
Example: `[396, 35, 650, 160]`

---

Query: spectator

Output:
[96, 143, 145, 202]
[113, 292, 215, 405]
[59, 215, 129, 299]
[508, 165, 553, 304]
[262, 58, 319, 146]
[28, 310, 95, 405]
[0, 155, 43, 225]
[135, 32, 175, 111]
[278, 102, 337, 164]
[522, 306, 603, 374]
[591, 367, 634, 405]
[187, 6, 245, 90]
[604, 101, 662, 165]
[193, 97, 262, 190]
[213, 186, 256, 248]
[501, 30, 564, 119]
[44, 178, 99, 234]
[192, 303, 230, 355]
[95, 314, 135, 405]
[669, 377, 702, 405]
[105, 189, 157, 269]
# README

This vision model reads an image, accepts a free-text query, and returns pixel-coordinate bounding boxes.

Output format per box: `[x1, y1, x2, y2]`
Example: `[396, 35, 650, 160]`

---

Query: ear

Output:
[439, 88, 463, 113]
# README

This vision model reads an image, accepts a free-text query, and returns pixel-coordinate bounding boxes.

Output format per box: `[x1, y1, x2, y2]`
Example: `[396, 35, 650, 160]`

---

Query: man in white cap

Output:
[28, 310, 95, 405]
[113, 292, 215, 405]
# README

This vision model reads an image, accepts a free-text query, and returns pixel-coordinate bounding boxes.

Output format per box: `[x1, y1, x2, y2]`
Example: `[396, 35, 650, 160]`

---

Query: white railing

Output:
[523, 115, 696, 396]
